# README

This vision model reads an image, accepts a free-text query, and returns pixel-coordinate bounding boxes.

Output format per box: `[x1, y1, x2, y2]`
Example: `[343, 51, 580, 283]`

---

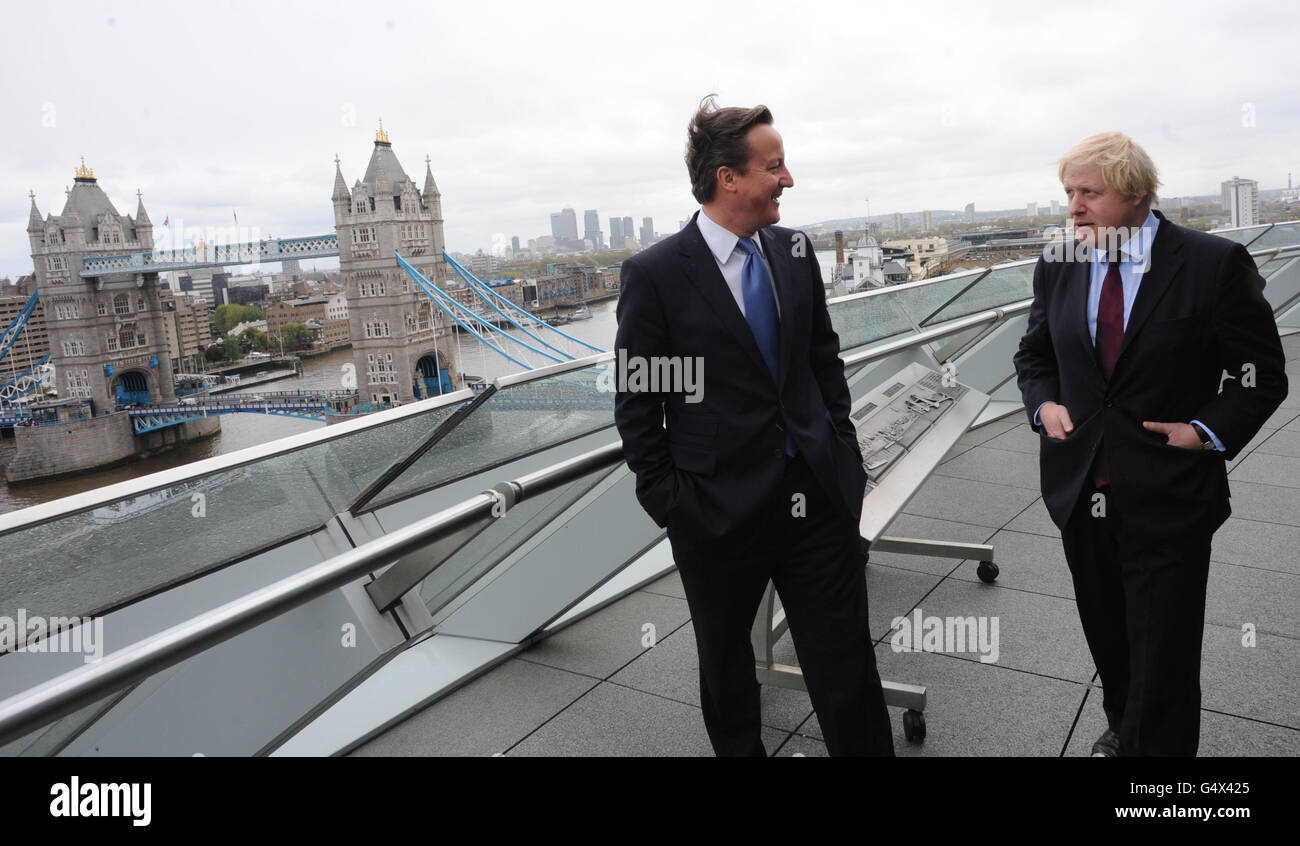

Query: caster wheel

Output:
[903, 709, 926, 743]
[977, 561, 999, 583]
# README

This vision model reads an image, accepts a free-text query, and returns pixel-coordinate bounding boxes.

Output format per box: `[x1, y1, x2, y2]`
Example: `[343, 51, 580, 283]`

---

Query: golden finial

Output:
[375, 119, 390, 144]
[74, 156, 95, 180]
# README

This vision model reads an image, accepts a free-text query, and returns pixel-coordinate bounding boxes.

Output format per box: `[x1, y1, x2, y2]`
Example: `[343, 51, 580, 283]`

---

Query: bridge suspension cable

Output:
[441, 251, 605, 358]
[0, 291, 39, 365]
[394, 253, 572, 372]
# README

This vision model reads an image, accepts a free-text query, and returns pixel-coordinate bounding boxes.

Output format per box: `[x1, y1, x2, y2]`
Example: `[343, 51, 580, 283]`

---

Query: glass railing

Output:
[920, 262, 1035, 327]
[1247, 221, 1300, 251]
[416, 459, 621, 618]
[1259, 254, 1296, 283]
[0, 395, 468, 631]
[1217, 224, 1272, 246]
[360, 357, 615, 512]
[827, 269, 988, 351]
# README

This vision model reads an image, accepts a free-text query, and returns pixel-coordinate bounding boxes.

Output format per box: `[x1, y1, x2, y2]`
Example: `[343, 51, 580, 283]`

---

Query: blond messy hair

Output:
[1058, 132, 1161, 207]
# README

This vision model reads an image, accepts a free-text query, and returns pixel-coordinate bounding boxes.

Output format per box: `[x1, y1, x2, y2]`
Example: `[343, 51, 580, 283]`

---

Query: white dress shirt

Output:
[696, 208, 781, 319]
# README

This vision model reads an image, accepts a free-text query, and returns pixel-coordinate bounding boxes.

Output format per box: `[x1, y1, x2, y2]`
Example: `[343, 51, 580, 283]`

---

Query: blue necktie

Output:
[736, 237, 793, 456]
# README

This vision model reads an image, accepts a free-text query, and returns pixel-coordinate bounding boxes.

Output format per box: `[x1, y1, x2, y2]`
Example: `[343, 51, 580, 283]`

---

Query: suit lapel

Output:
[759, 227, 794, 390]
[1117, 215, 1184, 362]
[679, 216, 775, 384]
[1065, 252, 1099, 379]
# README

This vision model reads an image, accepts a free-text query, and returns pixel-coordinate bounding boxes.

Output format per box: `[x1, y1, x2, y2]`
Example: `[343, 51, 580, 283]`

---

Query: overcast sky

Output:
[2, 0, 1296, 278]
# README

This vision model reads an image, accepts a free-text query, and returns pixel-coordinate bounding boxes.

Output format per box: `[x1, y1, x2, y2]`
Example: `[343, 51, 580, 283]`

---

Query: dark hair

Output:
[685, 95, 773, 204]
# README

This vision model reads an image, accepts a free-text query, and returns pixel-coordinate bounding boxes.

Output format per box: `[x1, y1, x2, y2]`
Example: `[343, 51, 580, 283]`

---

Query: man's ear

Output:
[715, 165, 734, 194]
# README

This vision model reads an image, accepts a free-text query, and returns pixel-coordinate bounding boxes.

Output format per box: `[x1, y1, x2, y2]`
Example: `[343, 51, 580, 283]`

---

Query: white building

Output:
[1221, 176, 1260, 228]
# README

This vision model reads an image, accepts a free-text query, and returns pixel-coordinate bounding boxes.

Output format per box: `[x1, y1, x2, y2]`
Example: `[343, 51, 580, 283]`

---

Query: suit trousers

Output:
[1060, 482, 1213, 756]
[667, 452, 894, 757]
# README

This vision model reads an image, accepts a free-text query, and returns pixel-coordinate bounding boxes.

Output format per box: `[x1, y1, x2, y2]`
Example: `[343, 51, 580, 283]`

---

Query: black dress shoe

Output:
[1091, 728, 1121, 757]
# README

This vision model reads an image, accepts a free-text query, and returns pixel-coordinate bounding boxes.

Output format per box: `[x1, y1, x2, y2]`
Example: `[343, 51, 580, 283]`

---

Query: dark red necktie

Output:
[1092, 258, 1124, 486]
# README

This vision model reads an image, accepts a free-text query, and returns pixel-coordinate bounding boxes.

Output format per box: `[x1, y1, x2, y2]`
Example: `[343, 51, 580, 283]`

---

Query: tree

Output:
[223, 336, 241, 360]
[278, 322, 312, 351]
[213, 304, 239, 335]
[240, 327, 269, 350]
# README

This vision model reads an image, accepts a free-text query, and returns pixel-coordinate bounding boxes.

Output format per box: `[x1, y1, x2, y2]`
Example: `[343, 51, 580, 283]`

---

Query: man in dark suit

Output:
[1015, 132, 1287, 756]
[613, 97, 893, 756]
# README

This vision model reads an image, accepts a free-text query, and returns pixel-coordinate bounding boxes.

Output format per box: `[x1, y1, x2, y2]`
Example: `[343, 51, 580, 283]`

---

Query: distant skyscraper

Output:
[609, 216, 624, 249]
[1026, 202, 1038, 219]
[1221, 176, 1259, 227]
[964, 203, 975, 224]
[550, 212, 564, 240]
[920, 210, 932, 232]
[583, 209, 602, 250]
[892, 212, 903, 234]
[561, 208, 579, 241]
[511, 235, 520, 253]
[623, 216, 634, 243]
[640, 217, 654, 245]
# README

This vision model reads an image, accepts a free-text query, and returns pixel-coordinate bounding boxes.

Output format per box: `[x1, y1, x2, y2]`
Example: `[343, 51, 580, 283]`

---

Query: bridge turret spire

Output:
[332, 155, 350, 203]
[422, 156, 440, 200]
[27, 192, 42, 233]
[135, 189, 152, 228]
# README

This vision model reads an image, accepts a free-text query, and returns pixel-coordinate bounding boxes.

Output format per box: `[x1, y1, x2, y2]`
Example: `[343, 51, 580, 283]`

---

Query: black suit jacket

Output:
[1014, 211, 1287, 534]
[614, 213, 866, 539]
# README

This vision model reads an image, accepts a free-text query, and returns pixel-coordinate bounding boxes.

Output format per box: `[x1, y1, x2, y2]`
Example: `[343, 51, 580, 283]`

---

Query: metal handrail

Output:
[0, 441, 626, 747]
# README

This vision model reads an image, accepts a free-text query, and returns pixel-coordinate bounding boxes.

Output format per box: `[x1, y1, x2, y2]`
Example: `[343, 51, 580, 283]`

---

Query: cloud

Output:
[2, 0, 1297, 276]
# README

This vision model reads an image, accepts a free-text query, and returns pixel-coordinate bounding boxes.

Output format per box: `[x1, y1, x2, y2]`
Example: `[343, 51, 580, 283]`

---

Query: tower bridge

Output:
[3, 122, 607, 481]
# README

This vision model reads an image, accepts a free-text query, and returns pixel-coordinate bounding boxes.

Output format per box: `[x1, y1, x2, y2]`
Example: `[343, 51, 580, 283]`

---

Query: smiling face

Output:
[714, 123, 793, 236]
[1062, 161, 1147, 248]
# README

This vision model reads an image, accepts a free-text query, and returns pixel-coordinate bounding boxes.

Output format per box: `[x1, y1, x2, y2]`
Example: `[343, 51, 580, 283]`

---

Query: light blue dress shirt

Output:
[1035, 209, 1223, 450]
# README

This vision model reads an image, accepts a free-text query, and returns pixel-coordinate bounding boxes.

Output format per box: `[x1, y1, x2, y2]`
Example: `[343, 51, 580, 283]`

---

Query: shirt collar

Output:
[1094, 208, 1159, 266]
[698, 208, 764, 264]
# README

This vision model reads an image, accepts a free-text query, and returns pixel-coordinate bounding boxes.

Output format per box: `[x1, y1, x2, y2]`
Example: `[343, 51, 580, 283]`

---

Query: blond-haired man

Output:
[1014, 132, 1286, 756]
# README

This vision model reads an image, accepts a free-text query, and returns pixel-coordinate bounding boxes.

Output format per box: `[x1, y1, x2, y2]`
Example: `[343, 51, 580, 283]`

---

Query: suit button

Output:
[772, 448, 783, 459]
[1105, 401, 1113, 408]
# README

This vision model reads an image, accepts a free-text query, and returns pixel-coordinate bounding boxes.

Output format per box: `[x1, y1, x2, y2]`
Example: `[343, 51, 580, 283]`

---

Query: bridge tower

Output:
[27, 159, 176, 409]
[333, 122, 457, 406]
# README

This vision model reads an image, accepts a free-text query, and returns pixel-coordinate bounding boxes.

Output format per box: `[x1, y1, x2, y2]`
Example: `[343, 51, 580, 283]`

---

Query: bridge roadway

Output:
[126, 390, 360, 434]
[78, 234, 339, 277]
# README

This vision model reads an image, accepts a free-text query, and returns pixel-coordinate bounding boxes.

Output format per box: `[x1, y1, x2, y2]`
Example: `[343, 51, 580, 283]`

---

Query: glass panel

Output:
[0, 403, 458, 626]
[417, 461, 617, 617]
[1246, 222, 1300, 251]
[921, 263, 1035, 326]
[364, 363, 613, 510]
[828, 271, 983, 351]
[1258, 256, 1294, 281]
[1216, 225, 1270, 245]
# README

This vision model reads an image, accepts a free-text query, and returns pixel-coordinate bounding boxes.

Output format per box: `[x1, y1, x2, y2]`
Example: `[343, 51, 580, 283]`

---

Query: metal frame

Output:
[749, 362, 992, 725]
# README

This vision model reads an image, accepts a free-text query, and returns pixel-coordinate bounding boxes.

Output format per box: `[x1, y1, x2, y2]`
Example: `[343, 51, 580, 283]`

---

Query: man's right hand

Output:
[1039, 401, 1074, 440]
